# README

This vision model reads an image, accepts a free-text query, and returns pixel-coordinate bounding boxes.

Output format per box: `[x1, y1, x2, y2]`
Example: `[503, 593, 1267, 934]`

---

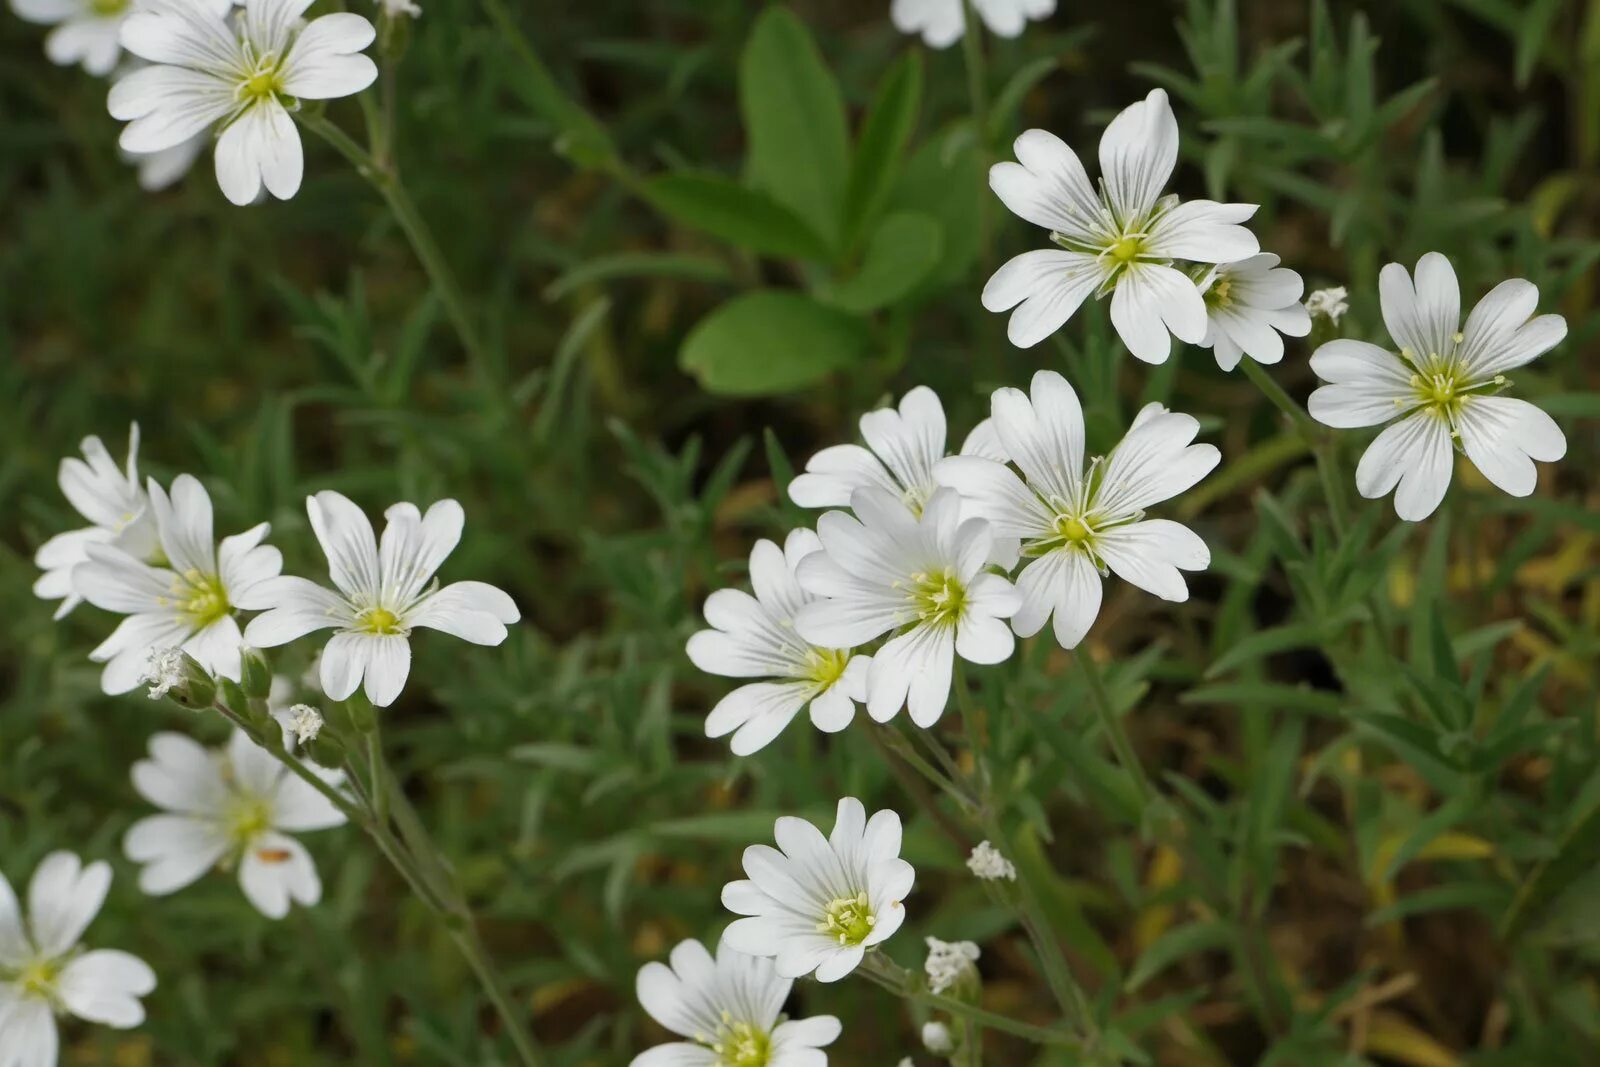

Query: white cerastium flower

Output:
[124, 730, 347, 919]
[632, 939, 843, 1067]
[722, 797, 914, 982]
[795, 488, 1020, 726]
[936, 371, 1219, 649]
[687, 530, 871, 755]
[242, 492, 520, 707]
[789, 385, 1005, 516]
[1196, 254, 1311, 371]
[33, 423, 161, 621]
[923, 936, 980, 995]
[889, 0, 1054, 49]
[0, 852, 157, 1065]
[983, 88, 1260, 361]
[1305, 286, 1349, 324]
[1307, 252, 1568, 521]
[109, 0, 379, 206]
[966, 840, 1015, 881]
[10, 0, 142, 76]
[74, 474, 282, 694]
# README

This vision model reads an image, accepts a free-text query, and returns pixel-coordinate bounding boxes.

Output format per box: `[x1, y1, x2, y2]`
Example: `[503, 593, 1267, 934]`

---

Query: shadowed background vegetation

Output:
[3, 0, 1599, 1064]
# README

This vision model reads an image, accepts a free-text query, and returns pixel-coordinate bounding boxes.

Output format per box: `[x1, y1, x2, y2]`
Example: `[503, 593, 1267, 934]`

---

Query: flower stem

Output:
[859, 954, 1083, 1050]
[1072, 649, 1157, 810]
[1238, 358, 1350, 536]
[297, 113, 502, 403]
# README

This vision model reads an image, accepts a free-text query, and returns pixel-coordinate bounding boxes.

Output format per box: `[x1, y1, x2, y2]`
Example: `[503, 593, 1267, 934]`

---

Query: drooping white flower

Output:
[242, 492, 520, 707]
[138, 646, 186, 700]
[632, 939, 842, 1067]
[109, 0, 378, 206]
[33, 424, 159, 621]
[282, 704, 323, 745]
[11, 0, 138, 76]
[1307, 253, 1568, 521]
[923, 936, 980, 995]
[723, 797, 914, 982]
[936, 371, 1218, 649]
[889, 0, 1054, 48]
[73, 474, 282, 694]
[983, 89, 1260, 361]
[0, 852, 157, 1065]
[966, 840, 1015, 881]
[921, 1021, 954, 1054]
[124, 730, 346, 919]
[687, 530, 871, 755]
[1196, 254, 1311, 371]
[1305, 286, 1349, 324]
[789, 386, 1005, 515]
[795, 488, 1020, 726]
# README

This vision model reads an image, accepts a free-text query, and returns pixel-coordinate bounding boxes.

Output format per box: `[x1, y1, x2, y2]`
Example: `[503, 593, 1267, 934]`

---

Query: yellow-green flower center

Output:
[169, 569, 231, 628]
[817, 891, 875, 946]
[17, 958, 60, 1000]
[90, 0, 127, 16]
[1057, 515, 1093, 544]
[356, 606, 406, 635]
[226, 796, 273, 848]
[1106, 234, 1144, 264]
[238, 53, 286, 103]
[909, 570, 966, 628]
[805, 647, 851, 688]
[710, 1018, 771, 1067]
[1204, 276, 1233, 309]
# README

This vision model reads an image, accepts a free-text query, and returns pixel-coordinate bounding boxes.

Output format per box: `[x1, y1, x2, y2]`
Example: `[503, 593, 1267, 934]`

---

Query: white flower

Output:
[1196, 254, 1311, 371]
[282, 704, 323, 744]
[139, 646, 186, 700]
[983, 89, 1260, 361]
[242, 492, 520, 707]
[632, 939, 842, 1067]
[1307, 253, 1568, 521]
[923, 936, 980, 995]
[936, 371, 1218, 649]
[1305, 286, 1349, 324]
[11, 0, 139, 75]
[74, 474, 282, 694]
[794, 488, 1020, 726]
[124, 730, 346, 918]
[0, 852, 157, 1065]
[33, 424, 159, 621]
[687, 530, 871, 755]
[890, 0, 1054, 48]
[722, 797, 914, 982]
[921, 1021, 954, 1054]
[109, 0, 378, 206]
[789, 386, 1005, 515]
[966, 840, 1015, 881]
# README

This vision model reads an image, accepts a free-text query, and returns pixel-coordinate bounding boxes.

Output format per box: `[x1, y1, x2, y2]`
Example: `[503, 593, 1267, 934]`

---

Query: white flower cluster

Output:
[924, 936, 980, 995]
[967, 840, 1017, 881]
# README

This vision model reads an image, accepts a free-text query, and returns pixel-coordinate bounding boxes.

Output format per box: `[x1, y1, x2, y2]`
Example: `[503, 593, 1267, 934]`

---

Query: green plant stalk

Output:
[298, 113, 501, 404]
[859, 954, 1082, 1049]
[1072, 649, 1157, 809]
[950, 666, 1100, 1040]
[214, 697, 545, 1067]
[1238, 358, 1351, 536]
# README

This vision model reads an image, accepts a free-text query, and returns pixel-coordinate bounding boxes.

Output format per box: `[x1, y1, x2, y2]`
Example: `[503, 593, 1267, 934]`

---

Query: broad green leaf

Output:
[739, 6, 849, 247]
[895, 124, 984, 288]
[643, 173, 830, 261]
[844, 51, 924, 248]
[679, 291, 868, 396]
[824, 213, 943, 314]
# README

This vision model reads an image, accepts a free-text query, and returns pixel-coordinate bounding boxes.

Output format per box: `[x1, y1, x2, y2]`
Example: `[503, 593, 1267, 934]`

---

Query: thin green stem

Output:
[1239, 358, 1350, 537]
[1072, 649, 1157, 809]
[858, 955, 1082, 1049]
[298, 113, 501, 402]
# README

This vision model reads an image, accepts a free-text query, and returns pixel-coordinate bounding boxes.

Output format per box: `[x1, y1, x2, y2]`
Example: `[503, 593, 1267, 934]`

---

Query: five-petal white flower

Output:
[124, 730, 346, 918]
[74, 474, 282, 693]
[687, 529, 871, 756]
[1307, 252, 1568, 521]
[936, 371, 1219, 649]
[242, 491, 520, 707]
[795, 488, 1020, 726]
[0, 853, 156, 1065]
[1196, 253, 1311, 371]
[33, 424, 160, 620]
[722, 797, 914, 982]
[983, 89, 1260, 361]
[109, 0, 378, 205]
[889, 0, 1055, 49]
[633, 939, 842, 1067]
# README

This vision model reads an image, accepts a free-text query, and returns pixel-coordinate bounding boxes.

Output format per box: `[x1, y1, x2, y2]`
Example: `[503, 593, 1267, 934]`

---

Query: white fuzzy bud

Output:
[966, 840, 1016, 881]
[1305, 286, 1349, 324]
[924, 936, 981, 995]
[286, 705, 324, 745]
[140, 647, 186, 700]
[921, 1021, 953, 1055]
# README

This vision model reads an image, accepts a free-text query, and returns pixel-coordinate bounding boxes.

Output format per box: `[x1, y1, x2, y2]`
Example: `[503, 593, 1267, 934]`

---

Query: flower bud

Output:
[240, 646, 273, 700]
[139, 647, 216, 710]
[921, 1021, 953, 1056]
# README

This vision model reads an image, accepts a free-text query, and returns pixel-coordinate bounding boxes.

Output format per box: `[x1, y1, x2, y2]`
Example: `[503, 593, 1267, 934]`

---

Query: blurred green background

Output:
[3, 0, 1599, 1064]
